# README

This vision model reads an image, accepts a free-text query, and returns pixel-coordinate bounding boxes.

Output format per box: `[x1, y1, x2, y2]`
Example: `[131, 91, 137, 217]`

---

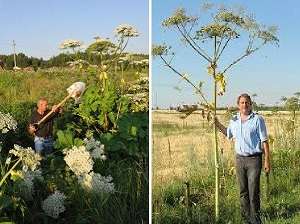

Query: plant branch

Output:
[180, 24, 212, 61]
[0, 158, 21, 187]
[216, 36, 232, 62]
[160, 55, 209, 105]
[175, 24, 212, 63]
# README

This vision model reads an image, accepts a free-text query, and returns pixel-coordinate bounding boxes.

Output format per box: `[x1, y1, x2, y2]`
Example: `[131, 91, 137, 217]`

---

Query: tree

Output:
[252, 93, 258, 111]
[153, 3, 278, 220]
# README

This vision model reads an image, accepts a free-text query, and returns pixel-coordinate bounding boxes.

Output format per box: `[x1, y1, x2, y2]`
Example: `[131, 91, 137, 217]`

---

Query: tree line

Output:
[0, 52, 148, 71]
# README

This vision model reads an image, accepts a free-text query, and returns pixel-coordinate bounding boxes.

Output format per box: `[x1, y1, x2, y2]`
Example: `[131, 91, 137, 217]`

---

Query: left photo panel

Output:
[0, 0, 149, 223]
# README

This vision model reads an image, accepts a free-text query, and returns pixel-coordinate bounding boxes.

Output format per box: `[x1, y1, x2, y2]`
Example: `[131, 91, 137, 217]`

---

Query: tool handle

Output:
[37, 94, 72, 126]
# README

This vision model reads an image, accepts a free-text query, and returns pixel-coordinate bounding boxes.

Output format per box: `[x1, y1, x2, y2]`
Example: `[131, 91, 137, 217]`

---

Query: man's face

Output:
[37, 100, 48, 113]
[238, 97, 252, 115]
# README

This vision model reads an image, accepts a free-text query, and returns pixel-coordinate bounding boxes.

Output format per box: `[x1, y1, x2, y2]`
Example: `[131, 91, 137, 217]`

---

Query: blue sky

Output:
[0, 0, 148, 59]
[152, 0, 300, 107]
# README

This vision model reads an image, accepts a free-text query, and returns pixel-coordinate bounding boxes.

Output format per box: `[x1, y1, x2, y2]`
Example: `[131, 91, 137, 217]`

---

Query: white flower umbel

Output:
[42, 190, 66, 219]
[59, 39, 82, 49]
[0, 111, 17, 133]
[20, 169, 43, 201]
[115, 24, 139, 37]
[9, 145, 42, 171]
[78, 172, 115, 194]
[63, 146, 94, 176]
[83, 137, 106, 160]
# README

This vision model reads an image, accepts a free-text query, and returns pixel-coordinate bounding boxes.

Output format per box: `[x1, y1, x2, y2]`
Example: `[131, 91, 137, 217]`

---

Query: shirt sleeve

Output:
[227, 120, 233, 139]
[28, 110, 36, 124]
[257, 116, 268, 142]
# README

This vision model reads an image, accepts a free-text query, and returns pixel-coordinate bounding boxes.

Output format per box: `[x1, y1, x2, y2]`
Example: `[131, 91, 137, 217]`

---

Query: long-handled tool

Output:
[34, 82, 86, 128]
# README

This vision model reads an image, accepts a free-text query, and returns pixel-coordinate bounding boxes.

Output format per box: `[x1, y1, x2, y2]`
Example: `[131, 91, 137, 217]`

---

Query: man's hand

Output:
[28, 124, 37, 135]
[262, 141, 271, 174]
[52, 105, 62, 113]
[264, 159, 271, 174]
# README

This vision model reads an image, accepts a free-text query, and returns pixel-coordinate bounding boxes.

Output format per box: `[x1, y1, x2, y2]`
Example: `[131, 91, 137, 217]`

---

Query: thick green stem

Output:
[213, 71, 220, 222]
[0, 158, 21, 187]
[213, 36, 220, 222]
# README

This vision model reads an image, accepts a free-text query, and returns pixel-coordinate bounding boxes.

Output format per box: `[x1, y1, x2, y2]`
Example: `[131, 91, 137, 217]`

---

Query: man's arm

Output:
[263, 141, 271, 173]
[28, 124, 37, 135]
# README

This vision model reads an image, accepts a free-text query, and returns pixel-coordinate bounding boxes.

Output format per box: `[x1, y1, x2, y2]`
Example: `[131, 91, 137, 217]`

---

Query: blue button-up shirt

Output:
[227, 112, 268, 156]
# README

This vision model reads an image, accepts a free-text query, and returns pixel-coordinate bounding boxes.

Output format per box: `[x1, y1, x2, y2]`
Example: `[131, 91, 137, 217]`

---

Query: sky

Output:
[0, 0, 149, 59]
[152, 0, 300, 108]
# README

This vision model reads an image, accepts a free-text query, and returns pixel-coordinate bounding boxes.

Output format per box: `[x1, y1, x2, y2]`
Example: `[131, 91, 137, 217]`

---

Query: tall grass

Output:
[153, 111, 300, 223]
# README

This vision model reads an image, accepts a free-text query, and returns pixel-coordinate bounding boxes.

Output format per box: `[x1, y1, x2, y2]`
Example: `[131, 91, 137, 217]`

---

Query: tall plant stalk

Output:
[153, 3, 279, 221]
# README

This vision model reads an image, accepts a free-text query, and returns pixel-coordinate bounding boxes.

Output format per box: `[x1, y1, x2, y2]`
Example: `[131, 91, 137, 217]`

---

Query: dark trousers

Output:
[236, 154, 262, 224]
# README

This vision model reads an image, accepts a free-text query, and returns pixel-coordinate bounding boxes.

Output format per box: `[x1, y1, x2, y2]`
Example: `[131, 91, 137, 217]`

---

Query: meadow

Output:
[152, 110, 300, 224]
[0, 64, 149, 224]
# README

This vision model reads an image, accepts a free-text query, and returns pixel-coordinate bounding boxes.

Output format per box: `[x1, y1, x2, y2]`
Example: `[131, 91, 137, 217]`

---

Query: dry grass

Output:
[152, 110, 300, 186]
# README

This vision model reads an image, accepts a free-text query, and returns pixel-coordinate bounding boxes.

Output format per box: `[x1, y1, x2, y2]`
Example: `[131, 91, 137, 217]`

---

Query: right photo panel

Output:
[152, 1, 300, 223]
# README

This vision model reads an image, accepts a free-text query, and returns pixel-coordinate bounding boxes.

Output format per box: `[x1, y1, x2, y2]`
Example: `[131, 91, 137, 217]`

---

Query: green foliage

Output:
[196, 23, 239, 39]
[0, 26, 148, 223]
[102, 113, 148, 158]
[54, 130, 83, 150]
[152, 44, 171, 57]
[0, 52, 148, 70]
[283, 96, 299, 112]
[162, 8, 196, 27]
[75, 83, 129, 131]
[86, 39, 116, 55]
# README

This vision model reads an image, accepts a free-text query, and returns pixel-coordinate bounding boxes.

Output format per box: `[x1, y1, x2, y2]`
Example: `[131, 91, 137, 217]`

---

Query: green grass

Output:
[153, 151, 300, 223]
[153, 113, 300, 223]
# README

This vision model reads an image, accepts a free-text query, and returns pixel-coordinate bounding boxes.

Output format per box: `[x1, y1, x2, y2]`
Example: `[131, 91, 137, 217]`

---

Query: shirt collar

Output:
[237, 111, 255, 121]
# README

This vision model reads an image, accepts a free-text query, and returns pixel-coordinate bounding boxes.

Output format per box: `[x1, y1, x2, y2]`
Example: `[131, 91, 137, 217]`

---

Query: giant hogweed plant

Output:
[59, 24, 139, 71]
[153, 4, 278, 220]
[57, 24, 148, 159]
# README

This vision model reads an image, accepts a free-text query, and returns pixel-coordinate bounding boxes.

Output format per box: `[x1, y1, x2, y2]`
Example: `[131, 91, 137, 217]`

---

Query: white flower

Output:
[9, 145, 42, 171]
[83, 137, 106, 160]
[59, 39, 82, 49]
[5, 157, 11, 165]
[78, 172, 115, 194]
[63, 145, 94, 176]
[100, 155, 107, 161]
[0, 111, 17, 133]
[42, 191, 66, 219]
[115, 24, 139, 37]
[19, 169, 43, 201]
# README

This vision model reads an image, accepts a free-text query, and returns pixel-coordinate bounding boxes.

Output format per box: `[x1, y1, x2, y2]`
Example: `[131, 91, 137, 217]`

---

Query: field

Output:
[152, 110, 300, 224]
[0, 66, 148, 224]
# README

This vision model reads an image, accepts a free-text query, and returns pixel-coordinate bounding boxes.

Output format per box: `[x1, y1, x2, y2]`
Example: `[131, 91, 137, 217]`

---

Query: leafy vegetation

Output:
[0, 24, 148, 224]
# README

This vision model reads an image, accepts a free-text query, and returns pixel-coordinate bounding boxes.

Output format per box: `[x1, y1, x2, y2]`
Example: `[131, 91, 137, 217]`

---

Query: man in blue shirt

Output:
[215, 93, 270, 224]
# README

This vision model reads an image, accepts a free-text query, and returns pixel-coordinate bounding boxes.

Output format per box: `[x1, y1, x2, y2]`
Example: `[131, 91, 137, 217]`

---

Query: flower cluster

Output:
[59, 39, 82, 49]
[63, 139, 115, 194]
[115, 24, 139, 37]
[125, 76, 149, 112]
[0, 111, 17, 133]
[83, 137, 106, 160]
[63, 146, 94, 176]
[20, 169, 43, 201]
[78, 172, 115, 194]
[9, 145, 42, 171]
[42, 191, 66, 219]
